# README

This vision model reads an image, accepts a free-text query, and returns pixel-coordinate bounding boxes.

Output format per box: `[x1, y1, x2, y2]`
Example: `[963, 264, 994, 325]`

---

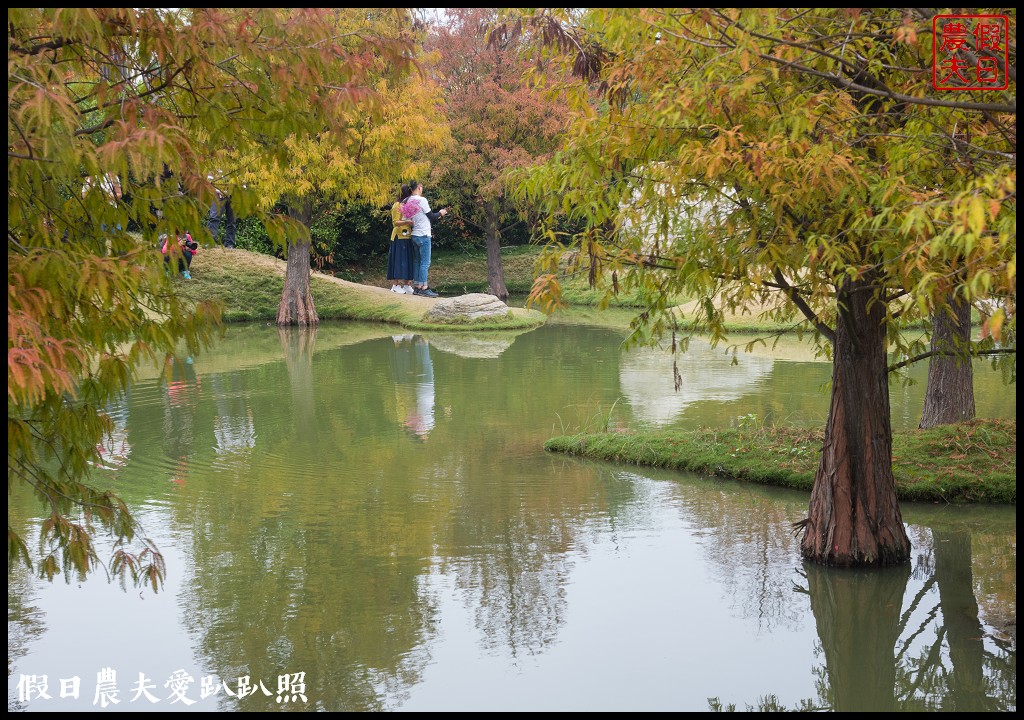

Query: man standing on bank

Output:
[207, 180, 237, 249]
[401, 180, 448, 298]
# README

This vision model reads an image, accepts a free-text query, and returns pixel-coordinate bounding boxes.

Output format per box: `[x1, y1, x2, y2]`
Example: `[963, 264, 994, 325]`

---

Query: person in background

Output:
[180, 231, 198, 278]
[207, 180, 237, 249]
[401, 180, 448, 298]
[162, 230, 198, 279]
[387, 183, 416, 294]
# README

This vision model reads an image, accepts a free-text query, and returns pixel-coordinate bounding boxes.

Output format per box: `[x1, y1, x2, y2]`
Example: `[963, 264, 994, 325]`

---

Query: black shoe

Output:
[419, 288, 439, 298]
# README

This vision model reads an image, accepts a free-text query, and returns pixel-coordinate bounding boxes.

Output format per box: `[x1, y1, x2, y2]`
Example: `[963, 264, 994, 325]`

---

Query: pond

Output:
[7, 315, 1016, 712]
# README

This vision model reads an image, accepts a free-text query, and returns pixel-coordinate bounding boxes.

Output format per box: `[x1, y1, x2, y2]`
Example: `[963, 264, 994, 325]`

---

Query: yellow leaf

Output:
[968, 198, 985, 235]
[987, 308, 1005, 341]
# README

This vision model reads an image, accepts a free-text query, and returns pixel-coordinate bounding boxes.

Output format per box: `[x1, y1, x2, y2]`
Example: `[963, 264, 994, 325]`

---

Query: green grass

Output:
[267, 242, 840, 333]
[193, 238, 976, 335]
[175, 246, 546, 331]
[360, 243, 686, 303]
[544, 419, 1016, 504]
[166, 243, 793, 336]
[369, 244, 821, 332]
[358, 244, 542, 296]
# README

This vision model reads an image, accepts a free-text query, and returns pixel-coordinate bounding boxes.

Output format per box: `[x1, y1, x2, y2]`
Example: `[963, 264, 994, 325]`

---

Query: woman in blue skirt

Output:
[387, 184, 415, 294]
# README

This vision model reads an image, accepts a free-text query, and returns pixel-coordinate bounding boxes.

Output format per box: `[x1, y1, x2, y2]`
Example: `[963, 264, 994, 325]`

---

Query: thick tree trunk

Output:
[484, 202, 508, 301]
[277, 199, 319, 327]
[919, 296, 975, 428]
[800, 275, 911, 567]
[276, 238, 319, 326]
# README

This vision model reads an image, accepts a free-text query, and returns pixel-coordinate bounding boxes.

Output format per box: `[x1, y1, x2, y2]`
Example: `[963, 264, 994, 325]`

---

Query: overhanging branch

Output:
[774, 268, 836, 343]
[888, 347, 1016, 373]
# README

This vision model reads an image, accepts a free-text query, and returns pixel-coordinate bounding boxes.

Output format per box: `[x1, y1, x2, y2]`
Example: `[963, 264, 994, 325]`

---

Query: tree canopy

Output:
[235, 9, 450, 325]
[427, 7, 569, 298]
[7, 8, 426, 587]
[512, 8, 1015, 343]
[508, 7, 1016, 566]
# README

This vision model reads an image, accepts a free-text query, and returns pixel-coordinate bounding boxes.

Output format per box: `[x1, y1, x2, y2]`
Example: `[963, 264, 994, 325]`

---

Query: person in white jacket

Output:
[400, 181, 448, 298]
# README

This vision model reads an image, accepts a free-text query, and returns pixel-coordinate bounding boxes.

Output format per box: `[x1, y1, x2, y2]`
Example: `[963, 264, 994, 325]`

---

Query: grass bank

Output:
[354, 244, 542, 296]
[177, 246, 546, 331]
[353, 244, 964, 333]
[545, 419, 1016, 504]
[356, 245, 927, 334]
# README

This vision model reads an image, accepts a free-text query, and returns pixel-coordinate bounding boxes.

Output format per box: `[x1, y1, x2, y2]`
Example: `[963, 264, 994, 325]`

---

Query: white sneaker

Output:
[402, 285, 416, 294]
[391, 285, 404, 293]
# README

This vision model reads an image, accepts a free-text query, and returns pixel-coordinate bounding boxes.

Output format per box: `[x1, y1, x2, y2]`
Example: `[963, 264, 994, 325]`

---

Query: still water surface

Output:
[8, 316, 1016, 711]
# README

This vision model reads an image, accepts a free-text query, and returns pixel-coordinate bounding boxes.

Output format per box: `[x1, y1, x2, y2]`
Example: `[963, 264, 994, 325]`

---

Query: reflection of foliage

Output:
[7, 564, 46, 681]
[436, 459, 611, 657]
[455, 541, 570, 657]
[12, 321, 1014, 710]
[716, 520, 1016, 712]
[159, 328, 641, 708]
[174, 479, 440, 709]
[972, 531, 1017, 640]
[157, 335, 441, 710]
[708, 694, 826, 712]
[683, 485, 808, 634]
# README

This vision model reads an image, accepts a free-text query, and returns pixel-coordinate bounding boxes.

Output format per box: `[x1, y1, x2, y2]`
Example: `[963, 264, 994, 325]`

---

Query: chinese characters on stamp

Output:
[932, 14, 1010, 91]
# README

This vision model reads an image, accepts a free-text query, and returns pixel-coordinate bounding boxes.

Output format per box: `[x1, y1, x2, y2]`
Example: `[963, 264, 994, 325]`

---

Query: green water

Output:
[8, 319, 1016, 711]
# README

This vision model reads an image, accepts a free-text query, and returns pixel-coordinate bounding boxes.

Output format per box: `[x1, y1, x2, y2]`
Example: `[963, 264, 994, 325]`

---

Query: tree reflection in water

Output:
[707, 525, 1015, 711]
[8, 322, 1013, 712]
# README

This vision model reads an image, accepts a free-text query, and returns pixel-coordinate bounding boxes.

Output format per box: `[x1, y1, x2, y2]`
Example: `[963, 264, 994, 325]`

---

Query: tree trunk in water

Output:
[277, 200, 319, 327]
[800, 274, 911, 567]
[484, 203, 508, 301]
[919, 296, 975, 428]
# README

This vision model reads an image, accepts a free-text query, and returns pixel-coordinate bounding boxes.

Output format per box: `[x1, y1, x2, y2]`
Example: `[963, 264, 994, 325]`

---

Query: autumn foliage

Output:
[427, 8, 569, 299]
[8, 8, 428, 587]
[509, 8, 1015, 566]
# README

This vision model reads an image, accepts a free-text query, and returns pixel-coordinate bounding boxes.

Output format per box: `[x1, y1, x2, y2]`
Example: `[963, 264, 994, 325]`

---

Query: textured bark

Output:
[920, 296, 975, 428]
[277, 200, 319, 327]
[484, 202, 509, 301]
[801, 274, 911, 566]
[276, 238, 319, 326]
